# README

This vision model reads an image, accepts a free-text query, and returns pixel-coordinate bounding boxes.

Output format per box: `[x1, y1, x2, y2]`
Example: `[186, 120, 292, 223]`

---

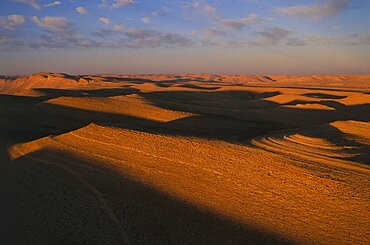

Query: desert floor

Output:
[0, 73, 369, 244]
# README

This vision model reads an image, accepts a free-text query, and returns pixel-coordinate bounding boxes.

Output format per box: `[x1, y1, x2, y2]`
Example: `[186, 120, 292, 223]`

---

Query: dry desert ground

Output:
[0, 73, 369, 244]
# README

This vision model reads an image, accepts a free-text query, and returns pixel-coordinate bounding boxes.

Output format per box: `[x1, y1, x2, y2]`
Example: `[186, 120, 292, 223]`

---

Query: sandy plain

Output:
[0, 73, 369, 244]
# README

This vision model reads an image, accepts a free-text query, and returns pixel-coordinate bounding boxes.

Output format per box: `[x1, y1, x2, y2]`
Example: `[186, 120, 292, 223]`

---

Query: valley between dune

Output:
[0, 73, 369, 244]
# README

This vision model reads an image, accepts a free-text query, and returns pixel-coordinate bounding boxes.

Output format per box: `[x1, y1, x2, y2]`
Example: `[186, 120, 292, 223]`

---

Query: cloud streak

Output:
[32, 16, 73, 38]
[96, 27, 193, 48]
[76, 6, 89, 16]
[183, 1, 218, 19]
[0, 15, 26, 30]
[101, 0, 135, 9]
[99, 17, 112, 25]
[184, 1, 267, 31]
[113, 0, 134, 8]
[275, 0, 349, 21]
[220, 14, 266, 31]
[252, 27, 292, 45]
[44, 1, 61, 7]
[141, 17, 151, 24]
[13, 0, 61, 9]
[204, 28, 225, 37]
[13, 0, 41, 10]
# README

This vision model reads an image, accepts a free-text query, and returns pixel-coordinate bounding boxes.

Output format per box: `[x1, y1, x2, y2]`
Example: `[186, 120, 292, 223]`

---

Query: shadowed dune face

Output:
[7, 147, 291, 244]
[0, 73, 370, 244]
[303, 93, 347, 100]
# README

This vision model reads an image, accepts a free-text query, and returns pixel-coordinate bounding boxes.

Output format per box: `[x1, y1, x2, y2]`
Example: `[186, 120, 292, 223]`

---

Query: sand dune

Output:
[46, 95, 193, 122]
[252, 120, 370, 172]
[0, 73, 369, 244]
[0, 73, 90, 94]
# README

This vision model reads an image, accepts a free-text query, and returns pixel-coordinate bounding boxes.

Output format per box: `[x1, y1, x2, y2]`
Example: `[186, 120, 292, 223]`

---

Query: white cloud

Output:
[275, 0, 349, 21]
[8, 15, 25, 26]
[150, 7, 169, 17]
[99, 0, 134, 9]
[183, 1, 218, 19]
[184, 2, 266, 31]
[125, 29, 158, 39]
[0, 34, 11, 44]
[94, 24, 126, 37]
[124, 29, 192, 48]
[220, 14, 265, 30]
[44, 1, 61, 7]
[151, 11, 162, 17]
[252, 27, 292, 45]
[32, 16, 73, 38]
[141, 17, 151, 24]
[204, 28, 225, 37]
[76, 6, 89, 15]
[31, 16, 98, 48]
[112, 24, 126, 32]
[113, 0, 134, 9]
[13, 0, 41, 10]
[202, 4, 218, 18]
[285, 38, 306, 46]
[93, 26, 192, 48]
[0, 15, 25, 30]
[99, 17, 112, 25]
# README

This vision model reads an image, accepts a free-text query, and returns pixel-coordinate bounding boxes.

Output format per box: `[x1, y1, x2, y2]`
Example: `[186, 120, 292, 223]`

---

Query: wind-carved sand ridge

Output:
[1, 73, 369, 244]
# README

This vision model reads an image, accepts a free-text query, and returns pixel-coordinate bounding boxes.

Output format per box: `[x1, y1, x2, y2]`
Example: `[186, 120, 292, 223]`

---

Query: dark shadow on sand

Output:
[8, 148, 292, 244]
[303, 93, 347, 100]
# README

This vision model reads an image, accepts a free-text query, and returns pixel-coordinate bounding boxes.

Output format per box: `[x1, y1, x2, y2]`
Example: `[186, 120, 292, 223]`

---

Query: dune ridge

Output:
[1, 73, 369, 96]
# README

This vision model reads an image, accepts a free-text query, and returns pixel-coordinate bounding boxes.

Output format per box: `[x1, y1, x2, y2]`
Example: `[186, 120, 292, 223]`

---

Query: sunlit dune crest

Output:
[46, 96, 193, 122]
[283, 103, 336, 110]
[1, 73, 369, 244]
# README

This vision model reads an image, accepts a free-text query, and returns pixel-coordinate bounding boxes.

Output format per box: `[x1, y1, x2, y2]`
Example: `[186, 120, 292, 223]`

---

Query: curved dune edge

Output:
[252, 120, 370, 173]
[282, 103, 336, 110]
[45, 95, 194, 122]
[8, 121, 370, 244]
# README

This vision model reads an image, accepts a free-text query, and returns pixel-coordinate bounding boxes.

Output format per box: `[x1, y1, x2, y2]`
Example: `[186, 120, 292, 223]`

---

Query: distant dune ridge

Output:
[0, 73, 91, 95]
[1, 72, 369, 95]
[0, 72, 369, 244]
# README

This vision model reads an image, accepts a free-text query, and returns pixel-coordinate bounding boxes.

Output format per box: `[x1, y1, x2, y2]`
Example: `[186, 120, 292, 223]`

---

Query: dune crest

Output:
[0, 72, 91, 95]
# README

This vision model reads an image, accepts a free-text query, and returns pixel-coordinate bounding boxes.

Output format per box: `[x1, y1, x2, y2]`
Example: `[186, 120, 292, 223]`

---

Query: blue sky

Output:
[0, 0, 369, 75]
